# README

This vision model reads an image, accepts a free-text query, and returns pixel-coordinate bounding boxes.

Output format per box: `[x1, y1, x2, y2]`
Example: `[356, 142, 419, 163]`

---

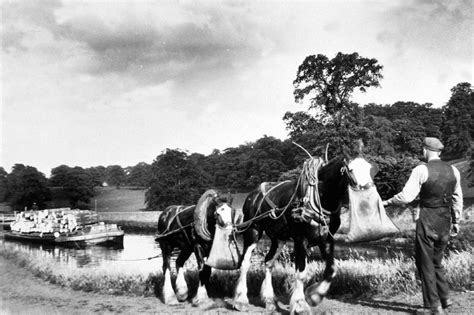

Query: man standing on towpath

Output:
[382, 137, 463, 315]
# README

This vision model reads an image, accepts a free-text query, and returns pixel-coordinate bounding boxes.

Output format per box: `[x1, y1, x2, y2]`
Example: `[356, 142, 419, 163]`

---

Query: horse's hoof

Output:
[290, 299, 311, 315]
[233, 301, 249, 312]
[265, 299, 277, 313]
[306, 292, 323, 307]
[163, 295, 180, 306]
[193, 298, 216, 310]
[305, 286, 324, 306]
[176, 291, 188, 302]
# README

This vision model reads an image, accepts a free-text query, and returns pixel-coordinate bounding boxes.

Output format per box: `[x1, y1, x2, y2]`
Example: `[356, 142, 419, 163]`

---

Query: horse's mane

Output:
[194, 189, 219, 242]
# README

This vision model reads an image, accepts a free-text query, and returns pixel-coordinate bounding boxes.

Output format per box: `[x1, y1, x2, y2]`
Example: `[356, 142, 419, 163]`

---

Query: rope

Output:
[154, 223, 194, 240]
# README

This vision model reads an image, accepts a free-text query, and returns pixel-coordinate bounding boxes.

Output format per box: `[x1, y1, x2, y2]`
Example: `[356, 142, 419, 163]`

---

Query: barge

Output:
[4, 208, 124, 248]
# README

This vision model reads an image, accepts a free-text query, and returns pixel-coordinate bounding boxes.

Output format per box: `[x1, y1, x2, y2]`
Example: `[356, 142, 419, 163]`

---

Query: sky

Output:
[1, 0, 472, 176]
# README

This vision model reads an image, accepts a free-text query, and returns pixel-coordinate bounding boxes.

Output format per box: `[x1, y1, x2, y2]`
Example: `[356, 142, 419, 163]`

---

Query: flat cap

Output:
[423, 137, 444, 152]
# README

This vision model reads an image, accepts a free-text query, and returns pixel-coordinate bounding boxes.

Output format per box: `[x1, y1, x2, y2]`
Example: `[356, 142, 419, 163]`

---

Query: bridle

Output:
[340, 158, 375, 191]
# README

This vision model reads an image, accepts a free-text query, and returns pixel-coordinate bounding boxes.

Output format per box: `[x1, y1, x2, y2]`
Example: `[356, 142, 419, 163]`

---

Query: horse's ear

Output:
[370, 162, 379, 178]
[356, 139, 364, 154]
[324, 143, 329, 164]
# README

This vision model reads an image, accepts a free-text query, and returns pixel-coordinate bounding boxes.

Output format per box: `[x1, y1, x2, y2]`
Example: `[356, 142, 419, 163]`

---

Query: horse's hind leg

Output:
[304, 240, 337, 306]
[160, 242, 179, 305]
[260, 239, 284, 312]
[175, 247, 192, 302]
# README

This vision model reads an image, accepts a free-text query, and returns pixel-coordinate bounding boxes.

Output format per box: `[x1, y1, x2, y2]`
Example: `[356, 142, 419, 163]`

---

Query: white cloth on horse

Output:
[347, 186, 399, 242]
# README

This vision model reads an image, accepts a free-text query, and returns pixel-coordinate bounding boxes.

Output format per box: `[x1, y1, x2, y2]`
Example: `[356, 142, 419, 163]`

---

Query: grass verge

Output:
[1, 244, 471, 301]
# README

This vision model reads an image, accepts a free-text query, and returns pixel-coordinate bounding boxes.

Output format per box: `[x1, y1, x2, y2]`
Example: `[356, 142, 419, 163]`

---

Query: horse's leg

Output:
[191, 245, 214, 308]
[260, 238, 283, 311]
[192, 264, 214, 309]
[175, 246, 193, 302]
[160, 242, 179, 305]
[304, 239, 336, 306]
[233, 228, 258, 311]
[290, 237, 311, 315]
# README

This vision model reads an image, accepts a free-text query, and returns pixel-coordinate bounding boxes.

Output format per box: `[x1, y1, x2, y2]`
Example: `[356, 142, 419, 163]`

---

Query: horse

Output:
[232, 144, 378, 314]
[155, 189, 234, 307]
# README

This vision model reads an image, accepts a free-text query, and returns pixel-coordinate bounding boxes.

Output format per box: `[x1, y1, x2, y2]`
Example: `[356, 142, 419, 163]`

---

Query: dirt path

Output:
[0, 255, 471, 314]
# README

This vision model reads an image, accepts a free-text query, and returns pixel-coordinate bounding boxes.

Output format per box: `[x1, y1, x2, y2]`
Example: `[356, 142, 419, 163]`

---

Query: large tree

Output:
[145, 149, 211, 211]
[293, 52, 383, 124]
[50, 165, 95, 207]
[6, 164, 51, 210]
[441, 82, 473, 159]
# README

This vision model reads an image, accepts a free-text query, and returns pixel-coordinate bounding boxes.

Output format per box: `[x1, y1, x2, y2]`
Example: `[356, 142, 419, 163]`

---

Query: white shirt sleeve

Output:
[451, 166, 463, 223]
[387, 165, 428, 205]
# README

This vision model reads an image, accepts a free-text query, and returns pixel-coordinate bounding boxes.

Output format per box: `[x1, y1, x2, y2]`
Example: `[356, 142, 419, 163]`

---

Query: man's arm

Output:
[451, 166, 463, 224]
[385, 165, 427, 206]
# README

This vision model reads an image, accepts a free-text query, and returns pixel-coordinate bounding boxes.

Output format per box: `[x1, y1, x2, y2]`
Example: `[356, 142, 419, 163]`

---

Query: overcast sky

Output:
[1, 0, 472, 176]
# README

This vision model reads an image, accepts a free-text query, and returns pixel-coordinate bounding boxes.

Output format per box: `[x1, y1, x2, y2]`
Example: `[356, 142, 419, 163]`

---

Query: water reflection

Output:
[2, 234, 413, 274]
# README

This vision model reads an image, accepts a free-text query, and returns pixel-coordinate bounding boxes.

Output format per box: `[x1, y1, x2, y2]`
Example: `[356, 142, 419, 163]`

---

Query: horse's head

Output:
[341, 157, 377, 191]
[194, 190, 235, 241]
[339, 139, 378, 191]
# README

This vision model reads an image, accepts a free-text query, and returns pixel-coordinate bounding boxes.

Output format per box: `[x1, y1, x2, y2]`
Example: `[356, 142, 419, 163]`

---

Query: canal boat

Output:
[4, 208, 124, 248]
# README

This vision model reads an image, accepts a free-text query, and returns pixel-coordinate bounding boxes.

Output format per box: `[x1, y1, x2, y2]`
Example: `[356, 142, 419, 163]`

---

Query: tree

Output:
[145, 149, 211, 211]
[49, 165, 72, 187]
[63, 167, 95, 207]
[125, 162, 152, 187]
[86, 166, 107, 187]
[106, 165, 126, 188]
[6, 164, 51, 211]
[293, 52, 383, 124]
[0, 167, 8, 202]
[441, 82, 473, 159]
[49, 165, 96, 207]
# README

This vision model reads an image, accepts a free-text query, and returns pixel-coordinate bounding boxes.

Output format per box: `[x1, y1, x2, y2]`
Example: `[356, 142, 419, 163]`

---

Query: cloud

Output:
[51, 2, 271, 84]
[376, 0, 472, 61]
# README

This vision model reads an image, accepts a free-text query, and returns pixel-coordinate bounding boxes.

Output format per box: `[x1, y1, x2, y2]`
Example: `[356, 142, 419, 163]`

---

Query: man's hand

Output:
[451, 223, 459, 237]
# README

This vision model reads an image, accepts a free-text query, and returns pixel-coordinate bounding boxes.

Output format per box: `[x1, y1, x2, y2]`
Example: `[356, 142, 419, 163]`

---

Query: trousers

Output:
[415, 207, 451, 308]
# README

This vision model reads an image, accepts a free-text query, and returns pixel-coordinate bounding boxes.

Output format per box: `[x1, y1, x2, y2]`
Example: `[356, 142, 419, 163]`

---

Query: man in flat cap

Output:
[383, 137, 463, 314]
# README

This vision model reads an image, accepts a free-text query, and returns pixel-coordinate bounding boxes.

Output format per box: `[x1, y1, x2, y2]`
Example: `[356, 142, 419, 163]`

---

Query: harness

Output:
[154, 205, 195, 241]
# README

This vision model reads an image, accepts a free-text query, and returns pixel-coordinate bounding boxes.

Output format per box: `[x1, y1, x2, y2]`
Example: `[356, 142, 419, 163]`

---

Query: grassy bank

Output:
[1, 244, 471, 301]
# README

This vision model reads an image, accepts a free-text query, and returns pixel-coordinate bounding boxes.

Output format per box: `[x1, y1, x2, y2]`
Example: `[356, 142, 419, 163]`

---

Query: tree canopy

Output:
[6, 164, 51, 210]
[145, 149, 212, 210]
[293, 52, 383, 122]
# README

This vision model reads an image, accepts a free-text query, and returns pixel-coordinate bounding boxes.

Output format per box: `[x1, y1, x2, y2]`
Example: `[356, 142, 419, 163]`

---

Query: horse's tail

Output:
[194, 189, 219, 242]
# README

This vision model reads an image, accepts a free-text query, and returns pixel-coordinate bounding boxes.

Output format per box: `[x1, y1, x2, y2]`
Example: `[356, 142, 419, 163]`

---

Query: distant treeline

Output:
[1, 52, 472, 211]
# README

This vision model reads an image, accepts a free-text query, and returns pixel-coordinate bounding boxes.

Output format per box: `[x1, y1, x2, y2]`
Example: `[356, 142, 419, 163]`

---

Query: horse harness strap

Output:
[155, 205, 195, 240]
[175, 209, 194, 246]
[259, 181, 292, 218]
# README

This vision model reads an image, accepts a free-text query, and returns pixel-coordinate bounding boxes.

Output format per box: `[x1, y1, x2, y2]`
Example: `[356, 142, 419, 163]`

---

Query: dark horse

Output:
[156, 189, 234, 307]
[232, 145, 378, 314]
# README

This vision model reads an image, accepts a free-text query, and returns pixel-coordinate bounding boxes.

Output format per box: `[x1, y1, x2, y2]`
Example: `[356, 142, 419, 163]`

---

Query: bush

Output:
[368, 155, 421, 200]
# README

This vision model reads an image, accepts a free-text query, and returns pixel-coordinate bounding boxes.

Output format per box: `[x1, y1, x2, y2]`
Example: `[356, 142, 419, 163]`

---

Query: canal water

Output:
[1, 233, 413, 275]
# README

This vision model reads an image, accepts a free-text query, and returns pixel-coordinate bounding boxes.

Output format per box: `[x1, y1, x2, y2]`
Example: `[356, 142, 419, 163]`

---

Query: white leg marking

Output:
[290, 269, 306, 306]
[233, 244, 257, 306]
[290, 264, 311, 314]
[260, 243, 284, 303]
[195, 283, 209, 301]
[162, 269, 178, 305]
[175, 267, 188, 301]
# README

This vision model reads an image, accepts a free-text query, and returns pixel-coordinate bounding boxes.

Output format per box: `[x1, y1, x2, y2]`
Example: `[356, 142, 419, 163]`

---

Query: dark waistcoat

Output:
[420, 160, 456, 208]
